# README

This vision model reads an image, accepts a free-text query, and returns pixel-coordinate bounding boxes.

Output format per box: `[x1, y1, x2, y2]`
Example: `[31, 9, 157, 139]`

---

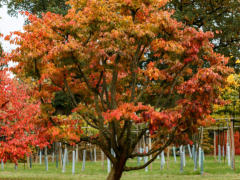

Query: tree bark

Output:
[106, 157, 126, 180]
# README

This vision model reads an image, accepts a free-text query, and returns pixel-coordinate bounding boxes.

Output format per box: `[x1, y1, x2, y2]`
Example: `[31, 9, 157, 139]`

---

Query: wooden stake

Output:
[35, 147, 39, 163]
[228, 122, 231, 165]
[197, 130, 201, 149]
[223, 130, 225, 163]
[227, 122, 230, 152]
[214, 129, 216, 163]
[149, 136, 152, 171]
[167, 146, 169, 170]
[76, 144, 79, 162]
[55, 142, 59, 168]
[27, 156, 29, 169]
[201, 127, 204, 148]
[59, 142, 62, 168]
[231, 119, 235, 170]
[143, 135, 146, 152]
[101, 150, 104, 171]
[137, 124, 139, 151]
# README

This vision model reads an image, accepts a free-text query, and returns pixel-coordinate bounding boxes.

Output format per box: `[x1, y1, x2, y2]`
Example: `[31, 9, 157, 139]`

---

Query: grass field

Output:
[0, 155, 240, 180]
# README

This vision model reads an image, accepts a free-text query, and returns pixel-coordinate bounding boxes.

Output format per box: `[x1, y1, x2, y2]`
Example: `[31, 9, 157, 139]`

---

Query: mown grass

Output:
[0, 155, 240, 179]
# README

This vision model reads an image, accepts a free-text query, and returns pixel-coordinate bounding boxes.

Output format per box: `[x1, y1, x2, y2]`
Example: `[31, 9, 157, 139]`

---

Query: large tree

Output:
[5, 0, 232, 179]
[213, 73, 240, 117]
[0, 56, 47, 164]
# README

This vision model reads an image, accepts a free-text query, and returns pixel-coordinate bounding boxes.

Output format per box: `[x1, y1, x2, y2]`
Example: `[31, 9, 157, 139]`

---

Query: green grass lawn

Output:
[1, 155, 240, 179]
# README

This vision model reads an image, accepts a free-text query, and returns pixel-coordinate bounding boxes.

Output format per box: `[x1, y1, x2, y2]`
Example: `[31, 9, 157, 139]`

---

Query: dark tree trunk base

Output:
[106, 166, 124, 180]
[106, 156, 127, 180]
[107, 167, 115, 180]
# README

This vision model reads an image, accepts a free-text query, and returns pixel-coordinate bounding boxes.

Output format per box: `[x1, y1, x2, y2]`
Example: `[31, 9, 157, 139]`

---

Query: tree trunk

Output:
[106, 158, 126, 180]
[35, 147, 39, 163]
[106, 166, 124, 180]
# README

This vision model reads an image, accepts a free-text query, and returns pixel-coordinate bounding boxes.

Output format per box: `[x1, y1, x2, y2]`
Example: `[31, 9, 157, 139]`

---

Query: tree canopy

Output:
[2, 0, 240, 71]
[168, 0, 240, 72]
[214, 73, 240, 117]
[0, 56, 48, 163]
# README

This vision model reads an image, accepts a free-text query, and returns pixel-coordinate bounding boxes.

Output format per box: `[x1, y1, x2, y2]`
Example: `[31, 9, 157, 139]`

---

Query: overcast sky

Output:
[0, 5, 25, 75]
[0, 5, 25, 52]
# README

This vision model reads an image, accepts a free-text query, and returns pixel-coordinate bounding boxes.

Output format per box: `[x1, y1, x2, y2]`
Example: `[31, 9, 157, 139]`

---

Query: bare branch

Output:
[49, 116, 63, 129]
[63, 78, 78, 107]
[83, 31, 92, 46]
[61, 88, 75, 108]
[0, 101, 9, 109]
[82, 115, 99, 130]
[96, 71, 104, 88]
[130, 127, 148, 154]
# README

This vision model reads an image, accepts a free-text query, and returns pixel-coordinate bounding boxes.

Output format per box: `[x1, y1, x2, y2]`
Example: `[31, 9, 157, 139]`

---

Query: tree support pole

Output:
[231, 120, 235, 170]
[214, 130, 216, 163]
[101, 150, 104, 171]
[149, 136, 152, 171]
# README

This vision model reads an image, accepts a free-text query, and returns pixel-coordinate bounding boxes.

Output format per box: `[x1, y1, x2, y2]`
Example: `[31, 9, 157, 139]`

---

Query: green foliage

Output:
[214, 74, 240, 117]
[0, 0, 70, 17]
[168, 0, 240, 72]
[2, 157, 240, 179]
[51, 91, 73, 115]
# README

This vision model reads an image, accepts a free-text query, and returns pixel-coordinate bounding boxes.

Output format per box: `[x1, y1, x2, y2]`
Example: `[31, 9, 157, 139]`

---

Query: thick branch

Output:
[153, 81, 168, 110]
[96, 71, 104, 88]
[125, 136, 173, 171]
[102, 75, 111, 109]
[78, 136, 100, 146]
[158, 63, 191, 111]
[130, 127, 148, 154]
[49, 116, 63, 129]
[93, 93, 115, 163]
[119, 120, 129, 148]
[110, 121, 120, 157]
[110, 54, 120, 109]
[83, 31, 92, 46]
[61, 88, 75, 108]
[0, 101, 9, 109]
[82, 115, 100, 130]
[130, 44, 141, 102]
[63, 78, 78, 107]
